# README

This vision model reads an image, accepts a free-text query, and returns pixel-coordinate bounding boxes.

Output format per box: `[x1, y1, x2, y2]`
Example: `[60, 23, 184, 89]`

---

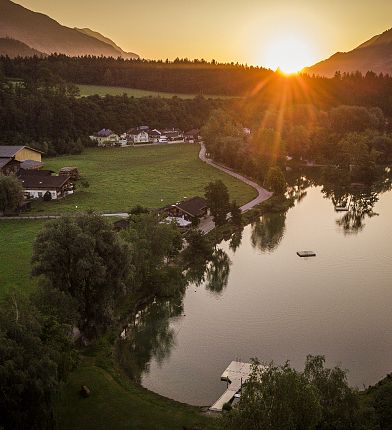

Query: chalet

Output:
[90, 129, 119, 146]
[0, 157, 21, 176]
[19, 172, 73, 200]
[162, 128, 184, 142]
[127, 128, 149, 144]
[184, 129, 201, 143]
[164, 196, 208, 222]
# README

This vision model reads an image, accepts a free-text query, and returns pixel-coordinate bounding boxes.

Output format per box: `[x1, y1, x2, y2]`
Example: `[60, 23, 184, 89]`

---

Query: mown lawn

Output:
[0, 220, 45, 299]
[57, 363, 219, 430]
[32, 144, 257, 214]
[77, 84, 234, 99]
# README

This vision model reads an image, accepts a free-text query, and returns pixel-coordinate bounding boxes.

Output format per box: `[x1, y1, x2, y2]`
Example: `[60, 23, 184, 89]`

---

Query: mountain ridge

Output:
[0, 0, 139, 59]
[304, 28, 392, 77]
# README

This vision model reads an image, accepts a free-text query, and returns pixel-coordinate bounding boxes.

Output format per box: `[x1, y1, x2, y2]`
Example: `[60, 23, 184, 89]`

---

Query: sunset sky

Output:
[15, 0, 392, 70]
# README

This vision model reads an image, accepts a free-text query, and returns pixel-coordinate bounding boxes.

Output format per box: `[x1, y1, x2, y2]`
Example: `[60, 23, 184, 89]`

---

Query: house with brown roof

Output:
[19, 172, 73, 200]
[184, 129, 201, 143]
[164, 196, 208, 222]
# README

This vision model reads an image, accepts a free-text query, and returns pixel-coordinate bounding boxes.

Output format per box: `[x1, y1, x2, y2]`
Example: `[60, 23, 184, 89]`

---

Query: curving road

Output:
[198, 143, 272, 233]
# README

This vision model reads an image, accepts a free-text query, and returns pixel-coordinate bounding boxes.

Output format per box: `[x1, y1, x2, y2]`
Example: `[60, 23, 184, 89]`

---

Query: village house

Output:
[163, 196, 208, 223]
[0, 145, 44, 173]
[18, 170, 73, 200]
[184, 129, 201, 143]
[90, 129, 119, 146]
[162, 128, 184, 142]
[127, 128, 149, 144]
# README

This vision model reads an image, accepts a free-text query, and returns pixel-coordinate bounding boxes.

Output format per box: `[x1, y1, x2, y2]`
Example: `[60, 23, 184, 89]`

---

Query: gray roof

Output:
[20, 160, 43, 170]
[0, 145, 44, 158]
[0, 158, 14, 169]
[176, 197, 207, 217]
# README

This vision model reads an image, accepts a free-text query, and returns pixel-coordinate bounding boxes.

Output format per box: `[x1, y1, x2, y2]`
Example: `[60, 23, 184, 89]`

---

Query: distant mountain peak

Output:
[304, 27, 392, 77]
[0, 0, 139, 59]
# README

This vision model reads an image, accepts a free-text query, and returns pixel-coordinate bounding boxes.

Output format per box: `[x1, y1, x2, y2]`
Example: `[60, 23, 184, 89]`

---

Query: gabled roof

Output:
[19, 174, 70, 190]
[176, 196, 207, 217]
[0, 145, 44, 158]
[97, 128, 115, 137]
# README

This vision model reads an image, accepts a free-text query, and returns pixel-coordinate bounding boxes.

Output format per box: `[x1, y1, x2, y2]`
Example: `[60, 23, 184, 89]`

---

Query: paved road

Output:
[198, 143, 272, 234]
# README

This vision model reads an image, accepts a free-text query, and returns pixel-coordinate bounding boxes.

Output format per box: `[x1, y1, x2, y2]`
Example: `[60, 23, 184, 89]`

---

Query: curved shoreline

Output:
[198, 142, 273, 233]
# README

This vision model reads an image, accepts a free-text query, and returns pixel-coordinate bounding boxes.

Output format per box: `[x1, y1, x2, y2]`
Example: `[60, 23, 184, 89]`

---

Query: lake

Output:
[130, 184, 392, 406]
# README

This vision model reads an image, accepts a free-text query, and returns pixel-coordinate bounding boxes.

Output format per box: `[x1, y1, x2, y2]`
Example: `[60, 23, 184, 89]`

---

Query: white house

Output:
[19, 173, 73, 200]
[127, 128, 150, 144]
[90, 129, 119, 146]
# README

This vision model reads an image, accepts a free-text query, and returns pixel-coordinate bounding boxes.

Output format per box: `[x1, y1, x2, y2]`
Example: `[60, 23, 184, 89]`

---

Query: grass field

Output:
[0, 220, 45, 299]
[57, 362, 218, 430]
[78, 84, 234, 99]
[33, 144, 257, 214]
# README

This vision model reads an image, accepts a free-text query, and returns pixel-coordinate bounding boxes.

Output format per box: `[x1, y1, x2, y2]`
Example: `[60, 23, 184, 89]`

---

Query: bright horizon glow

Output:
[263, 35, 314, 74]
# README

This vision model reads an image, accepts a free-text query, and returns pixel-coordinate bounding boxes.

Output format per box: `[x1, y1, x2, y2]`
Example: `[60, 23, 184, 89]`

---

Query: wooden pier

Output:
[209, 361, 252, 412]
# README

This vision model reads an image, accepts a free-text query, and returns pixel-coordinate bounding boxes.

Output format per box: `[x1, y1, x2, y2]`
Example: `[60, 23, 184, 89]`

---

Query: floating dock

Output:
[297, 251, 316, 257]
[209, 361, 252, 412]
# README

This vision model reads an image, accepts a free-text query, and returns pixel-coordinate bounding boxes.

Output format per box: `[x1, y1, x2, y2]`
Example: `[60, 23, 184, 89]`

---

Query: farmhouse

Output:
[164, 196, 208, 222]
[184, 129, 201, 143]
[19, 171, 73, 200]
[90, 129, 119, 146]
[127, 128, 149, 144]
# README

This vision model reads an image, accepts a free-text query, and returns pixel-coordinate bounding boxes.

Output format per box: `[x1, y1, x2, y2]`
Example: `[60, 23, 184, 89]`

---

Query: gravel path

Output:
[198, 143, 272, 234]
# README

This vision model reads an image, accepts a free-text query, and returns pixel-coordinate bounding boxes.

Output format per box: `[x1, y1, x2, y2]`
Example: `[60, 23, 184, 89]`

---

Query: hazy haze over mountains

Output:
[0, 0, 139, 58]
[304, 28, 392, 77]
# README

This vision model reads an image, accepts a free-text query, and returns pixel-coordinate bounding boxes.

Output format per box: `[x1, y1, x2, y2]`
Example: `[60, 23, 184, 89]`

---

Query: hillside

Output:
[0, 0, 139, 58]
[75, 28, 138, 60]
[304, 28, 392, 77]
[0, 37, 44, 57]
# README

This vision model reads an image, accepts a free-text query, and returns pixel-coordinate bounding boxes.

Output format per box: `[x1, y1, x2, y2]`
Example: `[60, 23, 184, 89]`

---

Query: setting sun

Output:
[263, 35, 314, 74]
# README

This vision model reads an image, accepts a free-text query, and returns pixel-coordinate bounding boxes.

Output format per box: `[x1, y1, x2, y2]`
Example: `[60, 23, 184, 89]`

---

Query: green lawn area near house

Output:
[32, 144, 257, 214]
[77, 84, 234, 99]
[0, 220, 45, 298]
[57, 362, 218, 430]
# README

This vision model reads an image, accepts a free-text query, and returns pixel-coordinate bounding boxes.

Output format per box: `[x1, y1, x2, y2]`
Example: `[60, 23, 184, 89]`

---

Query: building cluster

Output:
[90, 126, 201, 147]
[0, 146, 76, 209]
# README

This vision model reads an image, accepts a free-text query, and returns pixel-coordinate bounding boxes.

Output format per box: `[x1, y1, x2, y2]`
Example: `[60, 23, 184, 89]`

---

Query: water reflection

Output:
[117, 294, 184, 383]
[251, 213, 286, 253]
[205, 248, 232, 294]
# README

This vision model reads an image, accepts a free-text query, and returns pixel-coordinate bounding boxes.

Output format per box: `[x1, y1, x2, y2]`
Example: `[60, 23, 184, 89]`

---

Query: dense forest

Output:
[2, 55, 392, 112]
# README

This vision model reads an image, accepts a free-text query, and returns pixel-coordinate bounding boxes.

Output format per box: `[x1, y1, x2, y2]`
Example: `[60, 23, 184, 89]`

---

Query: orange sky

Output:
[15, 0, 392, 69]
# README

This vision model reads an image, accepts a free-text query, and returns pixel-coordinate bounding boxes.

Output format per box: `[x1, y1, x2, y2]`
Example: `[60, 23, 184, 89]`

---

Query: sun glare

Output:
[263, 35, 313, 74]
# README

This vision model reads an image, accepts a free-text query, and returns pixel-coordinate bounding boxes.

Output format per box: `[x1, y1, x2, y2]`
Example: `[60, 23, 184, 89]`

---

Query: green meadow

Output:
[33, 144, 257, 214]
[77, 84, 233, 99]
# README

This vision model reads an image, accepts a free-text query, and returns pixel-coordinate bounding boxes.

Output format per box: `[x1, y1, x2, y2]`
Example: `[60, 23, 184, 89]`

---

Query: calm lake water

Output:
[134, 185, 392, 406]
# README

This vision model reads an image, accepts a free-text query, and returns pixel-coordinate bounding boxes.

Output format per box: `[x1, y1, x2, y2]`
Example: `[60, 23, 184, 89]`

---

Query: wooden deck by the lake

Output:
[209, 361, 252, 412]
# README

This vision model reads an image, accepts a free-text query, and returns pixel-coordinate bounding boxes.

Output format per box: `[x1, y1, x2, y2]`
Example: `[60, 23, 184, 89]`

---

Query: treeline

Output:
[3, 55, 392, 113]
[1, 54, 274, 96]
[0, 74, 221, 155]
[202, 104, 392, 186]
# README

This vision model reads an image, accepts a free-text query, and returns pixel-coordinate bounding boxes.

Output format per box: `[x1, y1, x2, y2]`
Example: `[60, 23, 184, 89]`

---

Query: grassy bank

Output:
[0, 220, 45, 299]
[77, 84, 234, 100]
[57, 358, 218, 430]
[33, 144, 257, 214]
